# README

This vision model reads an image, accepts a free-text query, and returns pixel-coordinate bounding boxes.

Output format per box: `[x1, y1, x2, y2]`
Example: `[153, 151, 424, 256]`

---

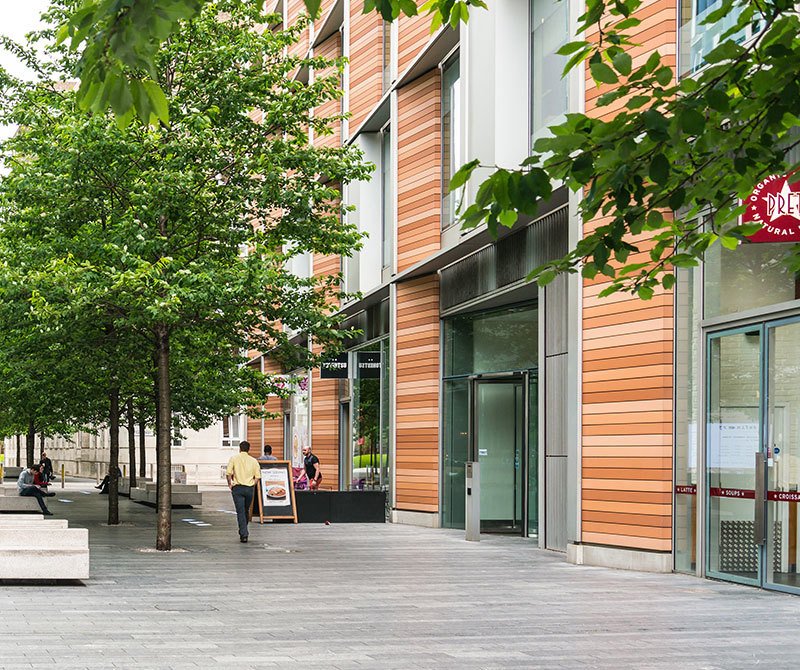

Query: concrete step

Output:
[0, 528, 88, 549]
[0, 497, 46, 513]
[0, 513, 44, 521]
[2, 466, 22, 479]
[143, 483, 198, 493]
[0, 548, 89, 580]
[0, 519, 69, 529]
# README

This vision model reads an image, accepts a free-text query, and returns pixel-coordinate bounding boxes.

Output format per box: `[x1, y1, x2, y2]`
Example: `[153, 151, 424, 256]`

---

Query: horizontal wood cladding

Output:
[348, 9, 384, 131]
[582, 0, 677, 553]
[311, 354, 340, 490]
[395, 275, 440, 512]
[398, 3, 431, 74]
[287, 0, 310, 59]
[397, 70, 441, 272]
[314, 33, 342, 149]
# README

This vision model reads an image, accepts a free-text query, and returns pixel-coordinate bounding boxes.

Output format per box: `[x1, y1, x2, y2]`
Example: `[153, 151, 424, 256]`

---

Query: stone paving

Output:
[2, 481, 800, 669]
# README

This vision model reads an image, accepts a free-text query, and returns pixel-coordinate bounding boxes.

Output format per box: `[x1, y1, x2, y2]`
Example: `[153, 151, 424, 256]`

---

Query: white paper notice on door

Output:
[707, 423, 759, 469]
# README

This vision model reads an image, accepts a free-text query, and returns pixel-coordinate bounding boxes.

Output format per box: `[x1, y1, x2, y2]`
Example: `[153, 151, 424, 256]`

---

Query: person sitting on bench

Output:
[96, 467, 123, 494]
[17, 466, 54, 515]
[33, 464, 53, 493]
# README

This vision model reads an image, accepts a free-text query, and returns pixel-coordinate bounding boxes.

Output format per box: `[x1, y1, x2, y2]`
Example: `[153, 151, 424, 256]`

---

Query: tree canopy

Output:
[0, 0, 370, 546]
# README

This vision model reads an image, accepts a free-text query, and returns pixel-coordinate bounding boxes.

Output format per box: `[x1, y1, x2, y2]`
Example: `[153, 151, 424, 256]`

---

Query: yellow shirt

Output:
[226, 452, 261, 486]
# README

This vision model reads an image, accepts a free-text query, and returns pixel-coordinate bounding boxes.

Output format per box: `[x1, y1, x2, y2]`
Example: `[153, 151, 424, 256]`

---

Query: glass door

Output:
[474, 379, 525, 534]
[706, 317, 800, 594]
[765, 319, 800, 593]
[706, 327, 763, 586]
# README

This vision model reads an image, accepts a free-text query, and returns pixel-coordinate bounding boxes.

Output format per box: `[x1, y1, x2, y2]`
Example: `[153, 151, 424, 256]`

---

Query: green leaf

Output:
[142, 80, 169, 123]
[303, 0, 322, 17]
[679, 108, 705, 135]
[648, 154, 670, 185]
[668, 188, 686, 211]
[498, 210, 517, 228]
[590, 62, 619, 85]
[557, 41, 590, 56]
[720, 235, 739, 250]
[705, 88, 730, 112]
[661, 273, 676, 290]
[654, 66, 673, 86]
[449, 159, 480, 191]
[612, 52, 632, 76]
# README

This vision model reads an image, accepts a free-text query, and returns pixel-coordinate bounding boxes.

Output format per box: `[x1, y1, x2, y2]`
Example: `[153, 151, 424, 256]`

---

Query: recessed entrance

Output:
[707, 318, 800, 594]
[473, 378, 526, 534]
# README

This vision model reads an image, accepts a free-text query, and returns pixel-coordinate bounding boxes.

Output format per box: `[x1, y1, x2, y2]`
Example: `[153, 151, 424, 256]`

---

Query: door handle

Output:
[754, 451, 766, 546]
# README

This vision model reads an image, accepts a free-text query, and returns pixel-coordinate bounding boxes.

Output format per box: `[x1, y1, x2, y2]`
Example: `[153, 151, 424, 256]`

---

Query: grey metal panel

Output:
[545, 354, 568, 456]
[545, 272, 568, 357]
[545, 455, 568, 551]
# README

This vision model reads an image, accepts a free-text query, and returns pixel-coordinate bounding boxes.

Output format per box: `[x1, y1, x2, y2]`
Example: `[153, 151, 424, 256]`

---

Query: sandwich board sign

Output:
[253, 460, 298, 523]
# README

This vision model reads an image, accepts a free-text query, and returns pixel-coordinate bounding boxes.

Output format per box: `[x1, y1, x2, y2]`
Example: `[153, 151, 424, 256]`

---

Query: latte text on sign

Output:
[744, 174, 800, 243]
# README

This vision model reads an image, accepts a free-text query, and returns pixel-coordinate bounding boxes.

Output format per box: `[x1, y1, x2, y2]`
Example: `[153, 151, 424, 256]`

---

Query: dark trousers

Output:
[231, 485, 255, 538]
[20, 487, 49, 513]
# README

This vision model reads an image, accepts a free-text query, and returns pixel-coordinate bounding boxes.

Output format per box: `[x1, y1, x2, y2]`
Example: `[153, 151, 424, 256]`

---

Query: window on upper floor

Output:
[441, 53, 461, 230]
[222, 415, 242, 448]
[381, 125, 393, 270]
[530, 0, 569, 144]
[679, 0, 758, 75]
[382, 21, 392, 92]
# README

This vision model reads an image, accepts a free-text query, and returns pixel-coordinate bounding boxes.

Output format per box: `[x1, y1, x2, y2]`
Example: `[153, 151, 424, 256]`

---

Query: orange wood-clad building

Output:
[242, 0, 800, 594]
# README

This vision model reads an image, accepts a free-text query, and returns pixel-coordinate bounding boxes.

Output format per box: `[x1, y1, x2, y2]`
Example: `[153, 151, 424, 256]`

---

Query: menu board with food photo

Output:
[254, 460, 297, 523]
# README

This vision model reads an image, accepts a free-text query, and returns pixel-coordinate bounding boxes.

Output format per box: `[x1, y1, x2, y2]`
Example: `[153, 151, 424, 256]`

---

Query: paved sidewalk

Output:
[2, 484, 800, 669]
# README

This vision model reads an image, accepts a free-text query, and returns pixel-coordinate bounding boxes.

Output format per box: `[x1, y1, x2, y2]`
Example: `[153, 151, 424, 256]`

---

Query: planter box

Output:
[295, 490, 386, 523]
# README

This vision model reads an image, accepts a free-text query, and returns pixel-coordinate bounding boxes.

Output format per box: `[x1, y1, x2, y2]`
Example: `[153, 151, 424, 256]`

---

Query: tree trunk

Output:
[25, 418, 35, 468]
[127, 399, 137, 489]
[155, 325, 172, 551]
[38, 433, 44, 459]
[15, 434, 20, 467]
[139, 413, 146, 479]
[108, 387, 120, 525]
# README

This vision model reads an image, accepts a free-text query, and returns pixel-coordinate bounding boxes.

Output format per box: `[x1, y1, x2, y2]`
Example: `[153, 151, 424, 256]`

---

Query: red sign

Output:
[768, 490, 800, 502]
[675, 485, 697, 495]
[709, 487, 755, 499]
[744, 174, 800, 242]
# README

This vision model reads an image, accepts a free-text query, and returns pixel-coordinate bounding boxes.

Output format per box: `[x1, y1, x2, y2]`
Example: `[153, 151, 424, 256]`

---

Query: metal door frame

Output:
[468, 371, 530, 537]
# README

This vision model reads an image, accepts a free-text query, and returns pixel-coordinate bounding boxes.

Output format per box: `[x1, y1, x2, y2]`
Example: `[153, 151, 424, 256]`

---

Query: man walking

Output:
[225, 440, 261, 543]
[17, 465, 54, 515]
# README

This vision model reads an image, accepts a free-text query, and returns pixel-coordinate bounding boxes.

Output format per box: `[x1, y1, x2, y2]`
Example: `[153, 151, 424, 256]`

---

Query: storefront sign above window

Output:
[320, 353, 348, 379]
[357, 352, 382, 379]
[744, 173, 800, 243]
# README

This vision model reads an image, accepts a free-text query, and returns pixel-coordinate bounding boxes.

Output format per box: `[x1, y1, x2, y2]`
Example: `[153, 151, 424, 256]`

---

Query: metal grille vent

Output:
[440, 205, 568, 311]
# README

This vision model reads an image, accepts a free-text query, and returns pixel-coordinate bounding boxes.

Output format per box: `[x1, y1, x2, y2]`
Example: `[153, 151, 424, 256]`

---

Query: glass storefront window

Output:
[347, 338, 390, 492]
[674, 267, 700, 573]
[444, 305, 538, 377]
[703, 241, 798, 319]
[442, 379, 469, 529]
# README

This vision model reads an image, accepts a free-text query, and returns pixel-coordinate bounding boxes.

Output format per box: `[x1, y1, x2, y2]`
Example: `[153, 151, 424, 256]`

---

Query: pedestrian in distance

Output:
[261, 444, 277, 461]
[17, 465, 54, 515]
[39, 452, 54, 483]
[297, 445, 322, 491]
[95, 466, 122, 494]
[225, 440, 261, 543]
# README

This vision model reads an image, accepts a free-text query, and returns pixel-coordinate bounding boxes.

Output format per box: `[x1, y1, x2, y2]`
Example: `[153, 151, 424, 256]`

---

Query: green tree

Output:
[0, 0, 369, 548]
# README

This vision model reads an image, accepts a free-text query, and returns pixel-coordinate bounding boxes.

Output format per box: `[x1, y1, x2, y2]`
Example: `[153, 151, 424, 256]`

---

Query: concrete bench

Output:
[0, 496, 46, 513]
[0, 519, 69, 529]
[130, 482, 202, 507]
[3, 466, 22, 479]
[119, 477, 152, 497]
[0, 527, 89, 580]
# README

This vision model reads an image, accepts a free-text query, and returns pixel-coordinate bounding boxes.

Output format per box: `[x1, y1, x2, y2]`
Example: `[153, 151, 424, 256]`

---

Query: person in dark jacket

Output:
[39, 452, 54, 482]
